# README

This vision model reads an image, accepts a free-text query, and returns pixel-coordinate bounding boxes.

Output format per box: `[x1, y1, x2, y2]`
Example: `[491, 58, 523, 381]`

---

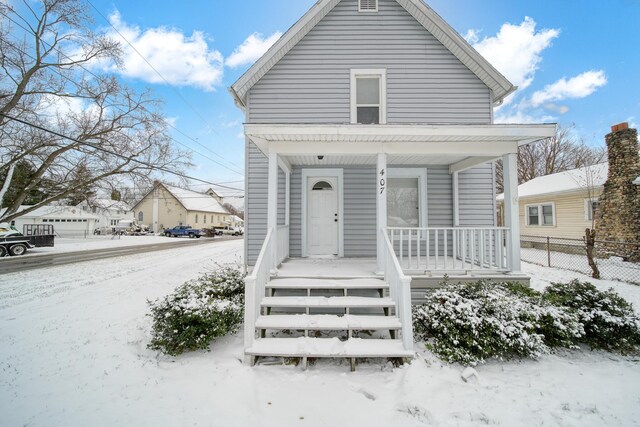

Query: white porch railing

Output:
[244, 227, 274, 355]
[276, 225, 289, 265]
[381, 229, 414, 352]
[386, 227, 511, 272]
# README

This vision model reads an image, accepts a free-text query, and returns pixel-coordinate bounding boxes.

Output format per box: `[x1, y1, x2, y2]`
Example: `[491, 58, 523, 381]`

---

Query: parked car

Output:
[163, 225, 202, 238]
[214, 226, 244, 236]
[115, 220, 149, 235]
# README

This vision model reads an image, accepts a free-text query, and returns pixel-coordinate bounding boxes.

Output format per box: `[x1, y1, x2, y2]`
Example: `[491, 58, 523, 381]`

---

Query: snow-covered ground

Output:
[1, 241, 639, 427]
[0, 234, 203, 259]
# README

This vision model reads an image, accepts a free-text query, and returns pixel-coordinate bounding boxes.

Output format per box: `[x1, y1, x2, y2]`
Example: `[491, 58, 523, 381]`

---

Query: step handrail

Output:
[244, 227, 274, 355]
[381, 228, 414, 352]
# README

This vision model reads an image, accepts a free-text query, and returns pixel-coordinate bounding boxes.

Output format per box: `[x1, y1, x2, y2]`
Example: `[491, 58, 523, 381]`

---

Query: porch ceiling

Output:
[285, 154, 468, 166]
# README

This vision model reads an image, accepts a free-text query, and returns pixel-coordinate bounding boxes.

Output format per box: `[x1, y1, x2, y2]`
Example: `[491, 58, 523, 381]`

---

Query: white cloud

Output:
[529, 70, 607, 107]
[494, 110, 555, 124]
[544, 103, 570, 115]
[471, 17, 559, 93]
[463, 29, 480, 44]
[105, 12, 223, 91]
[226, 32, 282, 69]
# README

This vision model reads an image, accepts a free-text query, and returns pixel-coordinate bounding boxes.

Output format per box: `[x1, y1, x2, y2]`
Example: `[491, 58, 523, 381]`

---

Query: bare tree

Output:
[495, 124, 606, 193]
[0, 0, 192, 222]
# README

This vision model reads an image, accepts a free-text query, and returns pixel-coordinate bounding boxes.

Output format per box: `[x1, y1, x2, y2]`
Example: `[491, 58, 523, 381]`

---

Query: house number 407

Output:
[379, 169, 386, 195]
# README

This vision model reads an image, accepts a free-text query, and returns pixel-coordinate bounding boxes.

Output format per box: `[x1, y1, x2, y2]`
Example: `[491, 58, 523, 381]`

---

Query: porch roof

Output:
[245, 123, 556, 172]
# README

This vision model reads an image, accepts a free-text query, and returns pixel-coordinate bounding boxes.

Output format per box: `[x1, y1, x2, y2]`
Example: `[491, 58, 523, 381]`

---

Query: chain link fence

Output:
[521, 235, 640, 285]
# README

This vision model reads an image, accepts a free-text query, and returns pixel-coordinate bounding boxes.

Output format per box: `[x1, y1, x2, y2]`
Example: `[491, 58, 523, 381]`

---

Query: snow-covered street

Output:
[1, 239, 639, 427]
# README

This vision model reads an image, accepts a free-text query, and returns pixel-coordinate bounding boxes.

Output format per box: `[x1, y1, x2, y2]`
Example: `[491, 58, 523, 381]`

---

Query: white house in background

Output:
[229, 215, 244, 228]
[132, 183, 231, 233]
[2, 205, 100, 238]
[497, 163, 608, 240]
[229, 0, 555, 366]
[77, 198, 133, 231]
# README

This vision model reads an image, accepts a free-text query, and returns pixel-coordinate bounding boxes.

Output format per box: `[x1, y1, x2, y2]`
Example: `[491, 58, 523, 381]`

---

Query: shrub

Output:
[542, 280, 640, 353]
[413, 281, 583, 365]
[148, 265, 245, 356]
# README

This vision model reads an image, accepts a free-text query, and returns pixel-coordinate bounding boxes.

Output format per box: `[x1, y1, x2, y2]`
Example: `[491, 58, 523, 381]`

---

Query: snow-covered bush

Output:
[542, 280, 640, 353]
[148, 265, 245, 356]
[413, 281, 583, 365]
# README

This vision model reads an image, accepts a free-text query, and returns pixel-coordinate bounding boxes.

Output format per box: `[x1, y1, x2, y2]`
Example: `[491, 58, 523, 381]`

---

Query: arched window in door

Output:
[312, 180, 333, 191]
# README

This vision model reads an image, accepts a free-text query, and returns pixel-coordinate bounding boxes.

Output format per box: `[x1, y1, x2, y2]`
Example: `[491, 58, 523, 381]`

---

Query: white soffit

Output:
[229, 0, 516, 107]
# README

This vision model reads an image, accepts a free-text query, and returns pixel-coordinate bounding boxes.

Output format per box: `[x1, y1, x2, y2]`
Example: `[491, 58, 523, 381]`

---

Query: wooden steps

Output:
[255, 314, 401, 331]
[261, 296, 395, 309]
[246, 337, 414, 358]
[249, 276, 413, 370]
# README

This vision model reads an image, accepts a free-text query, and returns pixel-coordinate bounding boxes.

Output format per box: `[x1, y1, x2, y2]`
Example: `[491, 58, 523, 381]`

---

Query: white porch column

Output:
[452, 171, 460, 227]
[503, 153, 521, 272]
[268, 152, 278, 269]
[376, 153, 387, 273]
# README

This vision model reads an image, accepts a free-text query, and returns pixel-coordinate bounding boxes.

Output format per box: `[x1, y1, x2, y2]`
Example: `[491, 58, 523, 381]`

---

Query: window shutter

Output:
[359, 0, 378, 12]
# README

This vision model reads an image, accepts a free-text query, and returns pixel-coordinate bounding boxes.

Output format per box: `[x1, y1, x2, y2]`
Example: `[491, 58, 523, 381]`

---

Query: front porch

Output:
[243, 123, 554, 366]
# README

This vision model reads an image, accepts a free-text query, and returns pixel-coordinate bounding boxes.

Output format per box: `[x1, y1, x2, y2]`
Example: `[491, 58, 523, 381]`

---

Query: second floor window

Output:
[351, 69, 386, 124]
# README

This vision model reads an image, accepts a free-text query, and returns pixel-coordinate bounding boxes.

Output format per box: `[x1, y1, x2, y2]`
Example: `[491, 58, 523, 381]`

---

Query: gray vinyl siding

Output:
[459, 164, 496, 226]
[248, 0, 491, 125]
[246, 142, 268, 263]
[244, 0, 497, 265]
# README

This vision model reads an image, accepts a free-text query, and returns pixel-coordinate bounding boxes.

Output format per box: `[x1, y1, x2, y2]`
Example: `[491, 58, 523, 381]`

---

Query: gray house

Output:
[230, 0, 554, 367]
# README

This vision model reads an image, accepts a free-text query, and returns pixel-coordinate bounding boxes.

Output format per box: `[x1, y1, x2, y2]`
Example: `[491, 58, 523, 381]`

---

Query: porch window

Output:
[386, 168, 427, 228]
[351, 69, 386, 124]
[526, 203, 554, 226]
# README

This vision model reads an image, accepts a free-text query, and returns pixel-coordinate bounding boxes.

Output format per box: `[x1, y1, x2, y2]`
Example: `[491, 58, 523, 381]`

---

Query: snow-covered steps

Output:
[255, 314, 402, 331]
[266, 278, 387, 291]
[261, 296, 395, 309]
[246, 337, 414, 359]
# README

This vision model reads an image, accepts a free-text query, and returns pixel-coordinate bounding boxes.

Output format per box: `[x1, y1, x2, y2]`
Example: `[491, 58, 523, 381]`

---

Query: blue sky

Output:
[82, 0, 640, 194]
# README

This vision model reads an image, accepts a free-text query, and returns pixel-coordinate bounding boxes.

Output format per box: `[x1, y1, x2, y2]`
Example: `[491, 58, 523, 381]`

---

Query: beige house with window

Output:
[497, 163, 608, 240]
[132, 183, 230, 233]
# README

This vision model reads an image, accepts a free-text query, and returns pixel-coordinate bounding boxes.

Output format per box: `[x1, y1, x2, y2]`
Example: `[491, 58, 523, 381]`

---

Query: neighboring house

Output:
[496, 163, 608, 240]
[77, 198, 134, 231]
[229, 215, 244, 228]
[2, 205, 100, 238]
[132, 183, 230, 233]
[229, 0, 554, 365]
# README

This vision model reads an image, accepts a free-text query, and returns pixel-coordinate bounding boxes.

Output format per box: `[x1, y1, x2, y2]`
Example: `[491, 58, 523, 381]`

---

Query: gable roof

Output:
[132, 183, 230, 214]
[162, 185, 230, 214]
[497, 163, 609, 201]
[229, 0, 515, 108]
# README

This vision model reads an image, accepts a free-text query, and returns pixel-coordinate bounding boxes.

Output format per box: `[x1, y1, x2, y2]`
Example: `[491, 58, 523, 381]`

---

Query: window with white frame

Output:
[358, 0, 378, 12]
[351, 69, 386, 124]
[386, 169, 427, 228]
[584, 198, 599, 221]
[138, 211, 144, 222]
[526, 203, 555, 226]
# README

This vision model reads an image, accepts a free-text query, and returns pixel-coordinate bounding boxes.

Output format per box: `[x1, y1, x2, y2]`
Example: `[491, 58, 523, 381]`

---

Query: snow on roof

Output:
[232, 215, 244, 222]
[497, 163, 609, 201]
[163, 185, 229, 214]
[1, 205, 101, 219]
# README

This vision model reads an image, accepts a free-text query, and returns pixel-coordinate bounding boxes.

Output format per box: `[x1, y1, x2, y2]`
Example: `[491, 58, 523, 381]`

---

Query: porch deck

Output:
[276, 257, 529, 288]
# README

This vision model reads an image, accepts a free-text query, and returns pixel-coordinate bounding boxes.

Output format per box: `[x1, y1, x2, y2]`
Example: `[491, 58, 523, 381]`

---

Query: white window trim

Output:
[301, 168, 344, 258]
[388, 168, 428, 230]
[350, 69, 387, 125]
[358, 0, 378, 12]
[584, 198, 599, 221]
[525, 202, 556, 227]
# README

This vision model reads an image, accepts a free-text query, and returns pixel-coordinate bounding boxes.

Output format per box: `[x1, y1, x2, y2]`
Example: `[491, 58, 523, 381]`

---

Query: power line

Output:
[0, 112, 244, 191]
[0, 8, 245, 176]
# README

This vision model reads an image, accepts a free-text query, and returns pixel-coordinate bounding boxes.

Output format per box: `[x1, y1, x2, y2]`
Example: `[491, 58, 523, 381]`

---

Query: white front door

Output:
[307, 177, 339, 256]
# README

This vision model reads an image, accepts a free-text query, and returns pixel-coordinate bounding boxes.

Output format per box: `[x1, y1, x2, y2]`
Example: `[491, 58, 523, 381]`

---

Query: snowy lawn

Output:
[0, 234, 206, 259]
[1, 241, 639, 427]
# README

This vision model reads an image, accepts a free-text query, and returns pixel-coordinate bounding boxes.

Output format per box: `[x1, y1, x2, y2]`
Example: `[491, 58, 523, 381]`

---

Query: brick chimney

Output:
[596, 122, 640, 260]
